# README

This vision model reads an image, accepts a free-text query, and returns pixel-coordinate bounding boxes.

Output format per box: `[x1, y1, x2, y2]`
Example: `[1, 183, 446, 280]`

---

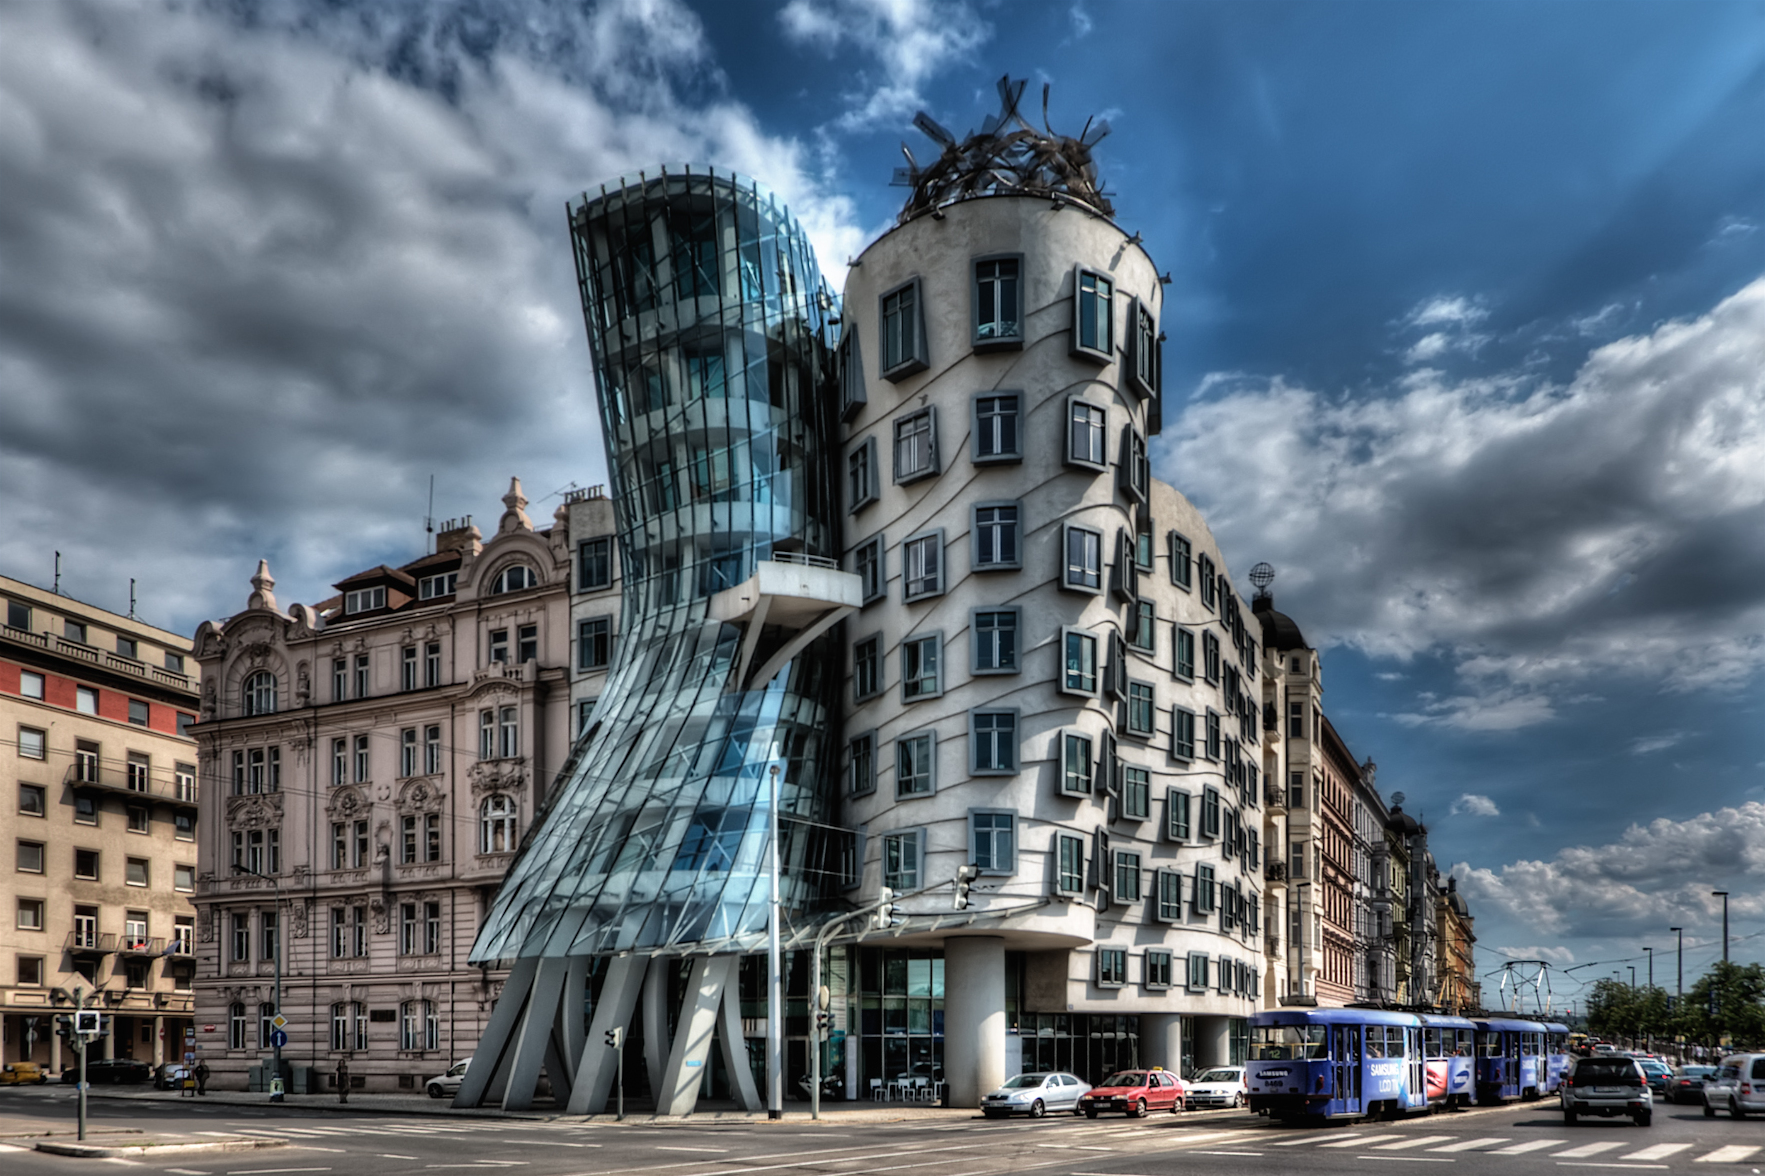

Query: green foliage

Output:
[1586, 963, 1765, 1049]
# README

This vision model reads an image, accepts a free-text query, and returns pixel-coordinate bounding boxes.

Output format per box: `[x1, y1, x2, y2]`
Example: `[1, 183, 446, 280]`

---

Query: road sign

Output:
[271, 1014, 288, 1030]
[269, 1028, 288, 1049]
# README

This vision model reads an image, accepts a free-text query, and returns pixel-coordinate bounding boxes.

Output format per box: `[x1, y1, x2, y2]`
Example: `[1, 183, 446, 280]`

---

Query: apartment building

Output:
[1, 573, 200, 1071]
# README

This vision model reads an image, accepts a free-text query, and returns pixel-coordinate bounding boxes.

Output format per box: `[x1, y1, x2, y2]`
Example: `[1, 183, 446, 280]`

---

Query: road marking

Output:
[655, 1148, 729, 1154]
[165, 1169, 209, 1174]
[287, 1147, 346, 1154]
[1320, 1134, 1402, 1148]
[1491, 1140, 1571, 1155]
[1373, 1136, 1454, 1151]
[0, 1144, 26, 1153]
[1622, 1144, 1693, 1161]
[224, 1169, 332, 1175]
[1429, 1139, 1510, 1152]
[1273, 1137, 1327, 1146]
[499, 1141, 600, 1148]
[1354, 1158, 1455, 1164]
[1194, 1151, 1263, 1157]
[1556, 1164, 1668, 1171]
[1695, 1146, 1762, 1163]
[377, 1157, 419, 1161]
[1555, 1143, 1626, 1159]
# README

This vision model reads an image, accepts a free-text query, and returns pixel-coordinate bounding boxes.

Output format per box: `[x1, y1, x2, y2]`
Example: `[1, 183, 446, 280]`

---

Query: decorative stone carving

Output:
[397, 778, 447, 813]
[295, 661, 310, 706]
[370, 897, 390, 935]
[226, 793, 284, 829]
[468, 758, 529, 796]
[325, 785, 367, 820]
[199, 909, 215, 943]
[290, 900, 310, 940]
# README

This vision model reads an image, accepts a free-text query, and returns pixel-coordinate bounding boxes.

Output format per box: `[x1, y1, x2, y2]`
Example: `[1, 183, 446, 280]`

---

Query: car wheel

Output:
[1704, 1102, 1717, 1118]
[1234, 1092, 1245, 1109]
[1084, 1107, 1099, 1119]
[1635, 1112, 1652, 1127]
[1735, 1099, 1748, 1120]
[427, 1084, 444, 1099]
[1130, 1098, 1147, 1118]
[1029, 1099, 1045, 1119]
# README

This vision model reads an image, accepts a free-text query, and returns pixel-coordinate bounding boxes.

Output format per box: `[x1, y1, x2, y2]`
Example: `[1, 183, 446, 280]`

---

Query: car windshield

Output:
[1195, 1069, 1240, 1083]
[1252, 1024, 1328, 1060]
[1100, 1072, 1146, 1088]
[1575, 1061, 1642, 1085]
[1001, 1075, 1046, 1089]
[1684, 1067, 1715, 1077]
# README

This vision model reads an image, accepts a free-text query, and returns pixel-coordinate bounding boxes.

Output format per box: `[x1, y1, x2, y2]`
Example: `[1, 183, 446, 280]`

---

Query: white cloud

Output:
[1451, 793, 1501, 818]
[1493, 944, 1577, 965]
[1164, 276, 1765, 727]
[1629, 731, 1688, 755]
[777, 0, 990, 131]
[1398, 294, 1489, 365]
[1407, 295, 1489, 329]
[1453, 801, 1765, 937]
[1069, 4, 1095, 38]
[0, 0, 864, 630]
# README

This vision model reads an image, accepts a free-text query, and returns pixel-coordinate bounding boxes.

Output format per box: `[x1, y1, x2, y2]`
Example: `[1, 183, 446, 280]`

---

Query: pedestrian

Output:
[195, 1059, 210, 1096]
[336, 1057, 349, 1105]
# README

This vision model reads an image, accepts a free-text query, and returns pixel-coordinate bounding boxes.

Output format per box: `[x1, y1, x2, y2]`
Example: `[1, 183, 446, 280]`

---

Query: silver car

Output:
[1561, 1055, 1651, 1126]
[425, 1059, 470, 1099]
[1185, 1066, 1247, 1109]
[981, 1071, 1091, 1118]
[1703, 1054, 1765, 1118]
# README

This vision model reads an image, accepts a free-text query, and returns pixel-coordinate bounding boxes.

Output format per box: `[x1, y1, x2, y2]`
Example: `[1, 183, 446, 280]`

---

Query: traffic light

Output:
[74, 1011, 101, 1036]
[953, 865, 980, 911]
[814, 1011, 831, 1038]
[872, 887, 895, 930]
[604, 1026, 623, 1051]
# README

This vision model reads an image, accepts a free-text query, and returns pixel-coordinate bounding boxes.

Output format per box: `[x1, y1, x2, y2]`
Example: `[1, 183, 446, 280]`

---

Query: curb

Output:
[36, 1138, 289, 1159]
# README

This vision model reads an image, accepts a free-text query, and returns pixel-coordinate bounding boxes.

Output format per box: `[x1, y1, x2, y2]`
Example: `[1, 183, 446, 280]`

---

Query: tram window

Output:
[1423, 1028, 1441, 1058]
[1477, 1033, 1502, 1059]
[1522, 1033, 1539, 1056]
[1252, 1023, 1327, 1060]
[1365, 1028, 1387, 1059]
[1456, 1030, 1475, 1057]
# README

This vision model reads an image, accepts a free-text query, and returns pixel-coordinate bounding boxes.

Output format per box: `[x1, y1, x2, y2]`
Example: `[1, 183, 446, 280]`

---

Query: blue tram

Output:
[1417, 1013, 1478, 1107]
[1246, 1009, 1431, 1121]
[1470, 1018, 1571, 1102]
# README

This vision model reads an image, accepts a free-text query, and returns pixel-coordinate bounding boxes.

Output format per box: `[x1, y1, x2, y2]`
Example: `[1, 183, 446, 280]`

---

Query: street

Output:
[6, 1091, 1765, 1176]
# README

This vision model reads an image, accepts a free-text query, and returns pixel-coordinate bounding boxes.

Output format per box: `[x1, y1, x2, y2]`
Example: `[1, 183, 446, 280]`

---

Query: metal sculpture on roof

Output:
[893, 75, 1114, 224]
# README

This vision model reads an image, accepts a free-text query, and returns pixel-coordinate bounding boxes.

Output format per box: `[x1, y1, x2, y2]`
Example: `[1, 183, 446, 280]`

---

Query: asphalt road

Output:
[6, 1089, 1765, 1175]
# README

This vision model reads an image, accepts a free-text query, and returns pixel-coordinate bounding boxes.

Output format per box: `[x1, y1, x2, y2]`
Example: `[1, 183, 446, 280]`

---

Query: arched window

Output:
[229, 1002, 247, 1050]
[331, 1001, 365, 1051]
[401, 998, 438, 1051]
[489, 565, 538, 595]
[243, 671, 277, 716]
[481, 795, 517, 854]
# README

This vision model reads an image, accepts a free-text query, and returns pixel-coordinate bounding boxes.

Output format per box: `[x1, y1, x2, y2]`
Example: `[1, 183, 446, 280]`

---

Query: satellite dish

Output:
[1391, 791, 1407, 807]
[1248, 562, 1275, 590]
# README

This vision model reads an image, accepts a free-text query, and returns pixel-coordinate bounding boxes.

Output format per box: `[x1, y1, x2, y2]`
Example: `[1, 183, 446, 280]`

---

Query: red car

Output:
[1079, 1068, 1186, 1118]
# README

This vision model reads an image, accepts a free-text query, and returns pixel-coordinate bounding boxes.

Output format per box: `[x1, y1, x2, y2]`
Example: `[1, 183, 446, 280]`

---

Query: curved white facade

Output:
[838, 194, 1270, 1102]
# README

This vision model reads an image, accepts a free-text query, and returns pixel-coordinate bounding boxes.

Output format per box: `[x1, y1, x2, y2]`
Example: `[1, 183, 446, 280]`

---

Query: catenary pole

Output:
[767, 763, 782, 1120]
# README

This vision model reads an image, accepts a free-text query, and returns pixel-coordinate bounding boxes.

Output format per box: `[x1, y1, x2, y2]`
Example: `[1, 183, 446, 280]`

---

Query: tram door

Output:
[1334, 1026, 1362, 1114]
[1504, 1032, 1520, 1094]
[1407, 1029, 1426, 1106]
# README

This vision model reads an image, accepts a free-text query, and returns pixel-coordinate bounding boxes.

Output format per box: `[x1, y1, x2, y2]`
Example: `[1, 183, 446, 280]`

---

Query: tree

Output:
[1676, 962, 1765, 1049]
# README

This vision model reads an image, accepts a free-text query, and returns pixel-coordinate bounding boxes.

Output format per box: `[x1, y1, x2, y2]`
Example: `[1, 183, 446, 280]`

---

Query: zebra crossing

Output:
[1245, 1129, 1762, 1166]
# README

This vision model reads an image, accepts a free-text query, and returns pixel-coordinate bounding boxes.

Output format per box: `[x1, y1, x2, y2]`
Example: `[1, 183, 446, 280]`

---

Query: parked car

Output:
[1184, 1066, 1247, 1110]
[1704, 1055, 1765, 1119]
[1561, 1055, 1651, 1126]
[1079, 1069, 1185, 1118]
[425, 1059, 471, 1099]
[60, 1058, 152, 1085]
[981, 1071, 1091, 1118]
[1637, 1059, 1672, 1097]
[1669, 1065, 1716, 1104]
[0, 1062, 49, 1085]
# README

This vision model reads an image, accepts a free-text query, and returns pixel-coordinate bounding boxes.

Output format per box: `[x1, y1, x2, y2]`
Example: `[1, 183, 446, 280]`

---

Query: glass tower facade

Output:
[470, 168, 843, 964]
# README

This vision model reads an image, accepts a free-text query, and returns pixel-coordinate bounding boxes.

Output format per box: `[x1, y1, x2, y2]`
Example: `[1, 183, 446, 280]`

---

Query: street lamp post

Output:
[1645, 947, 1654, 990]
[1629, 966, 1637, 990]
[1713, 892, 1730, 963]
[1670, 927, 1684, 1005]
[234, 863, 283, 1102]
[766, 763, 783, 1121]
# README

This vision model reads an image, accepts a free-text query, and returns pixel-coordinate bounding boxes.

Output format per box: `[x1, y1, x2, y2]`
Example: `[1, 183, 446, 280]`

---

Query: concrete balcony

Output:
[710, 556, 861, 690]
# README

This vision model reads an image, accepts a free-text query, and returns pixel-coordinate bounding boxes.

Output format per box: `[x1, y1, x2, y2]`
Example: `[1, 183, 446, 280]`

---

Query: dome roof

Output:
[1253, 595, 1309, 651]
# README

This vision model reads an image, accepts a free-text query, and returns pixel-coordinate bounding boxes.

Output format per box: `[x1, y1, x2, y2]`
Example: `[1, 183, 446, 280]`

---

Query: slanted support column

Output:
[1140, 1014, 1183, 1075]
[502, 957, 572, 1111]
[943, 937, 1006, 1109]
[657, 956, 734, 1117]
[642, 958, 669, 1101]
[717, 957, 762, 1112]
[568, 954, 648, 1115]
[453, 957, 539, 1109]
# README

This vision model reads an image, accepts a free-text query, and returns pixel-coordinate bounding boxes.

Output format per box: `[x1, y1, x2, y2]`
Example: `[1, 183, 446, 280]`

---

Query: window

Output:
[332, 658, 348, 701]
[1120, 426, 1149, 503]
[401, 815, 418, 864]
[1194, 864, 1217, 913]
[879, 278, 927, 379]
[1062, 628, 1098, 695]
[577, 697, 596, 735]
[400, 728, 418, 778]
[330, 823, 348, 870]
[970, 710, 1018, 774]
[3, 600, 30, 631]
[125, 857, 148, 886]
[126, 752, 149, 790]
[418, 571, 457, 600]
[901, 634, 941, 700]
[1199, 554, 1217, 610]
[499, 706, 518, 758]
[1156, 871, 1183, 922]
[896, 731, 936, 797]
[424, 642, 442, 687]
[425, 725, 442, 775]
[74, 849, 99, 880]
[490, 565, 538, 594]
[1126, 682, 1156, 737]
[578, 617, 612, 670]
[73, 794, 96, 824]
[971, 608, 1019, 674]
[481, 795, 517, 853]
[1122, 765, 1150, 820]
[17, 956, 43, 987]
[1061, 732, 1094, 796]
[882, 830, 921, 890]
[16, 898, 43, 930]
[1145, 948, 1173, 989]
[344, 586, 387, 614]
[19, 783, 45, 816]
[848, 437, 879, 511]
[352, 820, 369, 868]
[488, 629, 509, 664]
[1128, 297, 1158, 398]
[1168, 790, 1191, 841]
[1067, 400, 1108, 469]
[847, 732, 877, 798]
[1114, 851, 1142, 903]
[893, 407, 938, 483]
[19, 670, 44, 699]
[852, 635, 881, 701]
[229, 1002, 248, 1049]
[1096, 947, 1127, 987]
[127, 806, 149, 833]
[401, 646, 418, 691]
[577, 538, 613, 591]
[400, 902, 418, 955]
[126, 698, 149, 726]
[1187, 953, 1210, 992]
[261, 911, 278, 962]
[1287, 699, 1305, 738]
[1206, 710, 1222, 760]
[166, 651, 186, 673]
[1174, 627, 1195, 681]
[1056, 834, 1086, 895]
[973, 255, 1022, 347]
[1201, 787, 1221, 839]
[973, 393, 1021, 462]
[970, 810, 1016, 873]
[331, 1001, 365, 1050]
[902, 531, 944, 600]
[1072, 267, 1114, 361]
[230, 914, 250, 962]
[354, 653, 370, 697]
[1288, 771, 1306, 809]
[75, 685, 98, 715]
[331, 738, 347, 786]
[1132, 599, 1156, 653]
[479, 710, 495, 760]
[62, 619, 86, 644]
[16, 840, 44, 873]
[115, 635, 139, 660]
[424, 901, 441, 954]
[354, 734, 370, 782]
[854, 534, 885, 604]
[1203, 630, 1220, 682]
[516, 623, 539, 664]
[1063, 524, 1102, 591]
[837, 326, 866, 420]
[972, 503, 1020, 569]
[172, 915, 193, 953]
[18, 726, 44, 760]
[403, 999, 440, 1052]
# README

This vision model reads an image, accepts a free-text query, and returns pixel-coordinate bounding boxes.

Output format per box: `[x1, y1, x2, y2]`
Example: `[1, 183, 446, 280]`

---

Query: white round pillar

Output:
[1141, 1013, 1183, 1074]
[943, 937, 1006, 1107]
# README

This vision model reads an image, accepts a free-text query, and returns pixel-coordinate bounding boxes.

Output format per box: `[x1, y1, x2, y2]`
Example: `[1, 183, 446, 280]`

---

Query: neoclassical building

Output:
[188, 482, 576, 1091]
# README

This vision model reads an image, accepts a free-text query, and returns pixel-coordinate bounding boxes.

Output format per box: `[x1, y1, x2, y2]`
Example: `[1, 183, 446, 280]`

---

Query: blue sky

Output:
[2, 0, 1763, 1008]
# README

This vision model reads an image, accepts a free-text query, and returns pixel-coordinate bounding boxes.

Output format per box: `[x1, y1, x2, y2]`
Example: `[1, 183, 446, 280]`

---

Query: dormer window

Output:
[489, 565, 538, 595]
[418, 572, 457, 600]
[344, 586, 386, 615]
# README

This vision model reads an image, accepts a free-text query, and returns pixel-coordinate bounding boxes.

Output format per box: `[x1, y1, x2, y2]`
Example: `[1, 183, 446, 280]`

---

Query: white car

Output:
[426, 1059, 471, 1099]
[981, 1071, 1092, 1118]
[1185, 1066, 1247, 1110]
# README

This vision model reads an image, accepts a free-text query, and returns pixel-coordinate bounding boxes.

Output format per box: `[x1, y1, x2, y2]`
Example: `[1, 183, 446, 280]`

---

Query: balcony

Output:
[1265, 860, 1288, 883]
[0, 624, 194, 692]
[65, 931, 117, 957]
[118, 936, 166, 958]
[65, 764, 198, 812]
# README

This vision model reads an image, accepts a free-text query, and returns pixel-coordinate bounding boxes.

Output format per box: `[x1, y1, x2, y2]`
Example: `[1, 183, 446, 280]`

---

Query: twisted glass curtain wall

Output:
[470, 168, 844, 965]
